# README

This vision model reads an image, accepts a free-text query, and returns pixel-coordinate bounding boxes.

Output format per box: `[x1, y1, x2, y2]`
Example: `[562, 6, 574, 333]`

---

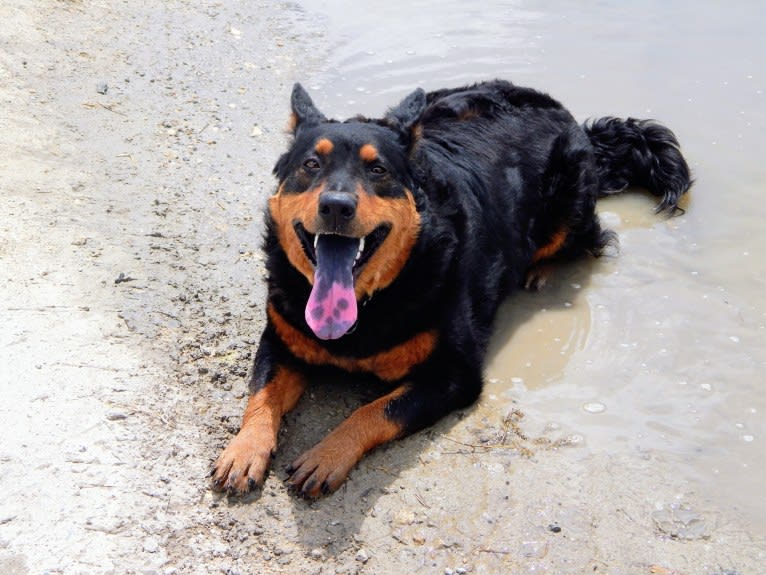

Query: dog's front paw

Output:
[211, 427, 276, 495]
[285, 436, 362, 499]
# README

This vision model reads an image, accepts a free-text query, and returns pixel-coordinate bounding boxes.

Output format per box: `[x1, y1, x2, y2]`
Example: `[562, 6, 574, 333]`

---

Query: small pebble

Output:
[583, 402, 606, 413]
[355, 549, 370, 563]
[394, 509, 415, 525]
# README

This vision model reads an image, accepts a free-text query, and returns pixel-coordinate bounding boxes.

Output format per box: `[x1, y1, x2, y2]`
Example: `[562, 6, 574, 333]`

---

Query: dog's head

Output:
[268, 84, 427, 340]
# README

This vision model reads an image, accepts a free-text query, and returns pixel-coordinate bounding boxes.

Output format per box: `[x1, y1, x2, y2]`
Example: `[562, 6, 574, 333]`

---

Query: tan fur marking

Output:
[315, 138, 334, 155]
[532, 227, 568, 263]
[268, 184, 324, 284]
[287, 112, 298, 134]
[354, 187, 420, 297]
[241, 366, 306, 429]
[359, 143, 378, 162]
[412, 123, 423, 144]
[324, 384, 406, 450]
[458, 108, 479, 121]
[268, 305, 436, 381]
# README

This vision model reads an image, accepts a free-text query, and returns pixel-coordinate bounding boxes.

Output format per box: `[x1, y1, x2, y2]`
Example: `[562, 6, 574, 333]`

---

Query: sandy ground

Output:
[1, 2, 764, 574]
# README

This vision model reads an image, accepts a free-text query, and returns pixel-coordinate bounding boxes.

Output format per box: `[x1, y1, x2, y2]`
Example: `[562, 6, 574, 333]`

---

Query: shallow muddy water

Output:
[298, 0, 766, 529]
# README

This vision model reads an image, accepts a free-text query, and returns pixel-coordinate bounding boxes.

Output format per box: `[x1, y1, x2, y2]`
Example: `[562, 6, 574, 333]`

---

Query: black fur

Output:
[216, 79, 692, 497]
[584, 117, 693, 213]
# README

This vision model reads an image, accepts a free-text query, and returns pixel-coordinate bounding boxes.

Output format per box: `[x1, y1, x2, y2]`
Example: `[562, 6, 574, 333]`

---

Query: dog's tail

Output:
[583, 117, 692, 214]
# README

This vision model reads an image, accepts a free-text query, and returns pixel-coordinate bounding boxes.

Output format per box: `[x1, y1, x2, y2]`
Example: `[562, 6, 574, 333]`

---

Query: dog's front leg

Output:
[286, 350, 483, 498]
[211, 331, 306, 495]
[285, 384, 408, 498]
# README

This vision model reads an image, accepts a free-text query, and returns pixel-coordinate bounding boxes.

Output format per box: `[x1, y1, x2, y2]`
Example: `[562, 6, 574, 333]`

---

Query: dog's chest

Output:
[268, 304, 436, 381]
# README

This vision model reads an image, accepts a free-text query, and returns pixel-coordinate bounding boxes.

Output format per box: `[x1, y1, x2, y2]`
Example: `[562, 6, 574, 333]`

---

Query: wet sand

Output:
[1, 1, 764, 574]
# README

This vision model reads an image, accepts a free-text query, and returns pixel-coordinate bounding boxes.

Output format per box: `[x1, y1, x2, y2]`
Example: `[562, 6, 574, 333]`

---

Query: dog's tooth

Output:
[359, 237, 365, 255]
[313, 234, 319, 249]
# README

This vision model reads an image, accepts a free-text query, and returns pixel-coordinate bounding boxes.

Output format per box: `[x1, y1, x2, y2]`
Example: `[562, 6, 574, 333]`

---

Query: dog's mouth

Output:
[293, 222, 390, 340]
[294, 222, 391, 275]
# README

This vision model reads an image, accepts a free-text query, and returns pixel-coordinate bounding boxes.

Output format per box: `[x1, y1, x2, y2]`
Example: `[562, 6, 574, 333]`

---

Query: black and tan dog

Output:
[211, 80, 691, 498]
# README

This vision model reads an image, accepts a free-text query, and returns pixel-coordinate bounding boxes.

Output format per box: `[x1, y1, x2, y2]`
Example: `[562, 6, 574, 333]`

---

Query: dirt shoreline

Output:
[1, 2, 763, 574]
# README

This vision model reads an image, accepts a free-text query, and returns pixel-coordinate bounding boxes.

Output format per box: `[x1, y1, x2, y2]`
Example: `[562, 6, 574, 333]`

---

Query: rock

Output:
[143, 538, 159, 553]
[355, 548, 370, 563]
[394, 509, 415, 525]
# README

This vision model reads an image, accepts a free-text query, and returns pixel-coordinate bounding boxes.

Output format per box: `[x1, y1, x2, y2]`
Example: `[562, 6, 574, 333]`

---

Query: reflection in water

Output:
[298, 0, 766, 529]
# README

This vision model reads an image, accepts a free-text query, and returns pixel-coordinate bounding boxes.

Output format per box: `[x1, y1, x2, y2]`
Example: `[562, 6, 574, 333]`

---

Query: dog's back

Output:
[411, 80, 690, 298]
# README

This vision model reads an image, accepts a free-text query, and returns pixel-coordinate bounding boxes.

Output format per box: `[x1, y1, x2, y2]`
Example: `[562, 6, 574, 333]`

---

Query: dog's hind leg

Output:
[524, 261, 556, 291]
[525, 126, 613, 290]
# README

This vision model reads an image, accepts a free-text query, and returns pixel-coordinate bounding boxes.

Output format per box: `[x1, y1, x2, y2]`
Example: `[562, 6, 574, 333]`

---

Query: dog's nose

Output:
[318, 191, 357, 226]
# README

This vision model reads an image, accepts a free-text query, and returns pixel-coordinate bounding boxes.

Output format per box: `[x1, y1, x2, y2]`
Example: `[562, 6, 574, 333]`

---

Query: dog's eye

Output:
[369, 164, 387, 176]
[303, 158, 321, 171]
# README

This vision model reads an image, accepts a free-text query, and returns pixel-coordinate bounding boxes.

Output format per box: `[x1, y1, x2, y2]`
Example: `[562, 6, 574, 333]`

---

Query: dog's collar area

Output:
[293, 221, 391, 277]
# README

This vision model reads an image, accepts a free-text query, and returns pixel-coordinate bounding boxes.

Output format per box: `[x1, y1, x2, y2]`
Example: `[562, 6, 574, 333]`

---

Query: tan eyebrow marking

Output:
[315, 138, 334, 155]
[359, 143, 378, 162]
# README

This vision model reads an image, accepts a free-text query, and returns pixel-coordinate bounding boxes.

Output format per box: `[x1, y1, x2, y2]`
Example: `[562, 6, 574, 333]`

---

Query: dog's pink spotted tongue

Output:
[305, 234, 359, 340]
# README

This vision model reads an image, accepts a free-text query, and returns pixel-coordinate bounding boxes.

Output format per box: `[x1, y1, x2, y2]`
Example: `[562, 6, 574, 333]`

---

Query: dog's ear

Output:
[272, 151, 290, 179]
[289, 83, 326, 134]
[385, 88, 427, 135]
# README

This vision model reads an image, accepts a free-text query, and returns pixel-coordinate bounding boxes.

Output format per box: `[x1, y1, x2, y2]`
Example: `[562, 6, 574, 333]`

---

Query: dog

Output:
[211, 79, 692, 498]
